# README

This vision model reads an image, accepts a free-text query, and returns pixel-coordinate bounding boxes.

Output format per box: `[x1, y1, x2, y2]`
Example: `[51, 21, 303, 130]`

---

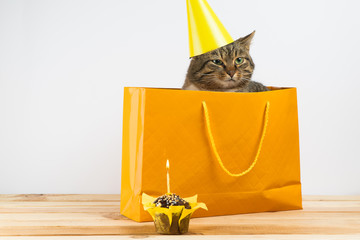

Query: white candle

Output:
[166, 159, 170, 194]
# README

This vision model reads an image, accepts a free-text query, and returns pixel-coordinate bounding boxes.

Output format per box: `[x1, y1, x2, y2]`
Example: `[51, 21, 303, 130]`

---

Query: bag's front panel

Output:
[139, 88, 301, 221]
[141, 89, 211, 196]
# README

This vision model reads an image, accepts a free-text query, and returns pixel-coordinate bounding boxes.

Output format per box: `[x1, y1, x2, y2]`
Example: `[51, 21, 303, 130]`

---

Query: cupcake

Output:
[142, 193, 207, 234]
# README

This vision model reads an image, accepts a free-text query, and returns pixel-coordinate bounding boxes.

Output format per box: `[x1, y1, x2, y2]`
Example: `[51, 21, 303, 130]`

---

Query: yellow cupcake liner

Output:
[142, 193, 207, 234]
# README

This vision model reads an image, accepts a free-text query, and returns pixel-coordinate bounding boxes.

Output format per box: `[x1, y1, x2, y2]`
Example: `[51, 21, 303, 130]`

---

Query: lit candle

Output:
[166, 159, 170, 194]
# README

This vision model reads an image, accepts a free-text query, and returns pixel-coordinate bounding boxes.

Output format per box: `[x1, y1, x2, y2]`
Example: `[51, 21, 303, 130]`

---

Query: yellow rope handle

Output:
[202, 101, 270, 177]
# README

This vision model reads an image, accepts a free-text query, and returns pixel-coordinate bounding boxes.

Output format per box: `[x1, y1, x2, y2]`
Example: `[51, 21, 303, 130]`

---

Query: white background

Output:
[1, 0, 359, 195]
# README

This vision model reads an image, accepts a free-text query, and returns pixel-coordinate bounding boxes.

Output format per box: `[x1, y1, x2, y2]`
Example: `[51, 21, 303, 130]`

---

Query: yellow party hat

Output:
[187, 0, 234, 57]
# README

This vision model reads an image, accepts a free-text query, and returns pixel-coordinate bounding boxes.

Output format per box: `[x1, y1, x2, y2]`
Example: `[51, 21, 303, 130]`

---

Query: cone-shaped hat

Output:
[187, 0, 233, 57]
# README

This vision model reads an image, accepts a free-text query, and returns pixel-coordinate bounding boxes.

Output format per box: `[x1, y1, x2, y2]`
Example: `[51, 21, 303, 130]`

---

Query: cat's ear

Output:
[237, 31, 255, 49]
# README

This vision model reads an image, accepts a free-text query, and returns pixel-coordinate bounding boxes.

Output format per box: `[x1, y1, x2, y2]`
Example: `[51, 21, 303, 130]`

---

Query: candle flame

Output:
[166, 159, 169, 169]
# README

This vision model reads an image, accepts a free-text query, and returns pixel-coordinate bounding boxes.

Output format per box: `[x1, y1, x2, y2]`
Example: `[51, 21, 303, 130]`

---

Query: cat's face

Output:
[185, 32, 255, 90]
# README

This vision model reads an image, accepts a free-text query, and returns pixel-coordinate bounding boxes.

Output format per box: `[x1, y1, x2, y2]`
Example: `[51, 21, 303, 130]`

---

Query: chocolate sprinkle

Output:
[153, 193, 191, 209]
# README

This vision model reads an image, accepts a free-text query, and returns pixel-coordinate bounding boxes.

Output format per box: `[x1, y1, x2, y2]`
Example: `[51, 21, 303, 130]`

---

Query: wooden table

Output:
[0, 195, 359, 239]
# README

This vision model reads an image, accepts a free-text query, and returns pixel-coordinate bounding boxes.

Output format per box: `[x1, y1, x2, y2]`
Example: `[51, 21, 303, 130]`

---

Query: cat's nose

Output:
[227, 70, 236, 78]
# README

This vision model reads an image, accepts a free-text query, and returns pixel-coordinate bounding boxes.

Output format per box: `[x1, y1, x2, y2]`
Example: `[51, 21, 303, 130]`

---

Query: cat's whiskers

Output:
[199, 73, 216, 76]
[198, 73, 218, 81]
[198, 79, 218, 87]
[239, 77, 253, 81]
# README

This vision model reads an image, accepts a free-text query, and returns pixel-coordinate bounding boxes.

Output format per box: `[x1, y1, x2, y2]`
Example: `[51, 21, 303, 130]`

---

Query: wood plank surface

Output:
[0, 195, 359, 239]
[1, 236, 360, 240]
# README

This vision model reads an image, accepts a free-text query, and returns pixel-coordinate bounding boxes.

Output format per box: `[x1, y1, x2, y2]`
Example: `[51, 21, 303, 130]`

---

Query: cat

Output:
[182, 31, 268, 92]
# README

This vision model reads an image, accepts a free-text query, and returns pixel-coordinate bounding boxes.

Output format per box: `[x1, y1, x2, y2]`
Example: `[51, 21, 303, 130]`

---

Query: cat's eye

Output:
[235, 57, 244, 65]
[212, 59, 223, 65]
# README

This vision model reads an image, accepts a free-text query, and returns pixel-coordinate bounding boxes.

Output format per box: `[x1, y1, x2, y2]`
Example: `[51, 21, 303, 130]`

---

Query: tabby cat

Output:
[182, 31, 268, 92]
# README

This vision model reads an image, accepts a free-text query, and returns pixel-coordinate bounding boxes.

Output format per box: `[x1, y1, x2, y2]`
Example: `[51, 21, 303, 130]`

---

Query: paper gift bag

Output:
[120, 87, 302, 222]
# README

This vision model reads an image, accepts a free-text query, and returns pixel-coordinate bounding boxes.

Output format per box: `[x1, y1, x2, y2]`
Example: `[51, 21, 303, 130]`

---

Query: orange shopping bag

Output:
[120, 87, 302, 222]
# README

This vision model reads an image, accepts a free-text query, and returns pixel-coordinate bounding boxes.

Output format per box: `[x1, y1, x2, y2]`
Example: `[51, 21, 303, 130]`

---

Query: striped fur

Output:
[182, 31, 268, 92]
